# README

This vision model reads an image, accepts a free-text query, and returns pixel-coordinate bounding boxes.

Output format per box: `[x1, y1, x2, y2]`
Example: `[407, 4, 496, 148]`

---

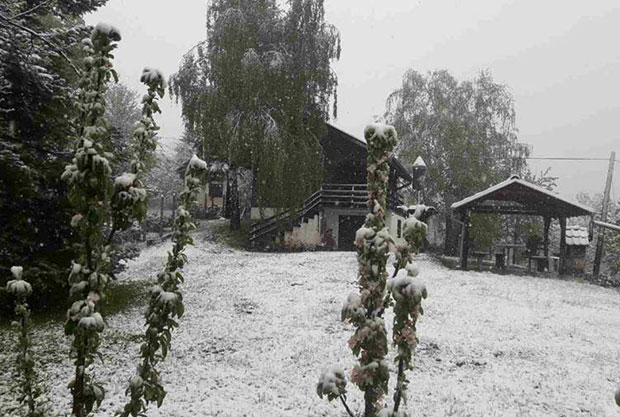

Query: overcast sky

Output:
[86, 0, 620, 201]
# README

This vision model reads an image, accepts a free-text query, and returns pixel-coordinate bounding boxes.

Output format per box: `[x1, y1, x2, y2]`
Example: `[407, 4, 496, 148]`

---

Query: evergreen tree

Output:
[0, 0, 108, 312]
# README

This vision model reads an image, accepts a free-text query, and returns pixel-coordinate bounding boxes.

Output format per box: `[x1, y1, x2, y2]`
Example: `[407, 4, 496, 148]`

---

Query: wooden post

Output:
[159, 194, 164, 237]
[172, 192, 177, 222]
[543, 216, 551, 271]
[460, 210, 470, 270]
[458, 214, 465, 266]
[593, 151, 616, 277]
[512, 216, 519, 265]
[559, 216, 567, 275]
[205, 181, 209, 211]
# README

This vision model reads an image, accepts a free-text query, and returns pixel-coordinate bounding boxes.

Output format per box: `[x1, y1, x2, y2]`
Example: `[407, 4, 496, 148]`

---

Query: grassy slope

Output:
[1, 223, 619, 416]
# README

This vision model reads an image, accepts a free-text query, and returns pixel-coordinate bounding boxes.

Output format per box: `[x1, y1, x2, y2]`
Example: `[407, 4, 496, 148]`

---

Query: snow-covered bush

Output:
[111, 67, 166, 233]
[118, 154, 207, 417]
[61, 24, 122, 417]
[61, 21, 169, 415]
[317, 366, 347, 400]
[319, 124, 429, 417]
[5, 266, 46, 417]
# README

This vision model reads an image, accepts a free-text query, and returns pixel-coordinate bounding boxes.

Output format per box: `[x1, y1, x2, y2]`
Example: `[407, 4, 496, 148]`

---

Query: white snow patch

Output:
[10, 266, 23, 279]
[114, 173, 136, 188]
[92, 22, 121, 41]
[364, 123, 397, 142]
[189, 154, 207, 170]
[140, 67, 166, 87]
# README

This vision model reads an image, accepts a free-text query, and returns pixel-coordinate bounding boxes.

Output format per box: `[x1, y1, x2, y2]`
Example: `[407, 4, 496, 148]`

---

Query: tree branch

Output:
[9, 0, 55, 20]
[106, 226, 117, 247]
[339, 394, 356, 417]
[0, 12, 81, 75]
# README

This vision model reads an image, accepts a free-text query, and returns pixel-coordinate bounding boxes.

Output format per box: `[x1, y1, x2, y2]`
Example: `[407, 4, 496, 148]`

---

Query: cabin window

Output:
[397, 219, 402, 238]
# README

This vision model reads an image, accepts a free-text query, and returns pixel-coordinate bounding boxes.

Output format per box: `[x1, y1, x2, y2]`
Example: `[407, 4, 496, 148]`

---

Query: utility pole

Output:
[593, 151, 616, 277]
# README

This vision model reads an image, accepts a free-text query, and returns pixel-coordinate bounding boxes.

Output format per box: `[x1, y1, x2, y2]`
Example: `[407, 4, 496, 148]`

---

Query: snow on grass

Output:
[1, 223, 620, 416]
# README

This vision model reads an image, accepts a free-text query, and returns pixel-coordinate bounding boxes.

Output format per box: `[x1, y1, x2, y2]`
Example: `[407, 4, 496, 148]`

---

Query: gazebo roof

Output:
[451, 175, 594, 218]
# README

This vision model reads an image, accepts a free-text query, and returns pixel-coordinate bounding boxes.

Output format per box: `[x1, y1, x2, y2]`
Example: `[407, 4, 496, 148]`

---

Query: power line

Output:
[524, 157, 619, 162]
[446, 155, 620, 163]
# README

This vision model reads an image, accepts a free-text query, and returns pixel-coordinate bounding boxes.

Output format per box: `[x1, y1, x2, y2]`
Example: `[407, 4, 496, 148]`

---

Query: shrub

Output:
[6, 266, 47, 417]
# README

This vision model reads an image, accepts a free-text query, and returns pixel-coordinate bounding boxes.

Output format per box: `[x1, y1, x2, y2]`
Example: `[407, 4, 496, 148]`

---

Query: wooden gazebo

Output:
[451, 175, 594, 274]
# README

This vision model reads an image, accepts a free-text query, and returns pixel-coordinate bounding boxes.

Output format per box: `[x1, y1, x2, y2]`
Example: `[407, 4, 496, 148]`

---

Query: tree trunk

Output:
[72, 342, 86, 417]
[224, 170, 231, 219]
[363, 389, 376, 417]
[229, 166, 241, 230]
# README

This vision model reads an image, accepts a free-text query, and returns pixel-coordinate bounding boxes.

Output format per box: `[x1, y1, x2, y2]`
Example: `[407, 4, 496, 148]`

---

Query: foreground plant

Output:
[118, 154, 207, 417]
[110, 67, 166, 234]
[385, 215, 428, 415]
[61, 23, 120, 417]
[6, 266, 45, 417]
[319, 124, 429, 417]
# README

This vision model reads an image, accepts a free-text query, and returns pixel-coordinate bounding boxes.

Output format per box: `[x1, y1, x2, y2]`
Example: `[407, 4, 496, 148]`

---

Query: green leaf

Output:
[64, 319, 77, 336]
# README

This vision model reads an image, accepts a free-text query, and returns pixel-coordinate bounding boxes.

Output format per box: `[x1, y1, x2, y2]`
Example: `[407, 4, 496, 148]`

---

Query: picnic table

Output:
[471, 251, 489, 271]
[529, 255, 560, 272]
[493, 244, 526, 267]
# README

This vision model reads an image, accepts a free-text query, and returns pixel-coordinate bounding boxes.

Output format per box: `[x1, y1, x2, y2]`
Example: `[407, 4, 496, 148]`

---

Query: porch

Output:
[249, 183, 405, 249]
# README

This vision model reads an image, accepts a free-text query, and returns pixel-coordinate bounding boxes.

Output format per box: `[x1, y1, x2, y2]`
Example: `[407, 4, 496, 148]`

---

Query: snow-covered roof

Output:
[451, 175, 594, 218]
[565, 226, 589, 246]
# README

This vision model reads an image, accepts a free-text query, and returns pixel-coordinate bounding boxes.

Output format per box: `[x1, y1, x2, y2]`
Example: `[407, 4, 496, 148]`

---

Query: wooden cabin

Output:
[249, 124, 413, 250]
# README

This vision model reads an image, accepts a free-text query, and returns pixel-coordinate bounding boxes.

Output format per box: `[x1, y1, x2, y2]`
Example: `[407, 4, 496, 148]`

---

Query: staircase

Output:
[249, 184, 403, 247]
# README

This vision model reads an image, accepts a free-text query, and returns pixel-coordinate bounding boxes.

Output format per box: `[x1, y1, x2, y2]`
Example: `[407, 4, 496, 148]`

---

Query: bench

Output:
[529, 255, 560, 272]
[471, 251, 489, 271]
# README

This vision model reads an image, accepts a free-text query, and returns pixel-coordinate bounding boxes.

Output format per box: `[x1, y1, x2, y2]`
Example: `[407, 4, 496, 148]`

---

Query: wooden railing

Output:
[249, 183, 404, 243]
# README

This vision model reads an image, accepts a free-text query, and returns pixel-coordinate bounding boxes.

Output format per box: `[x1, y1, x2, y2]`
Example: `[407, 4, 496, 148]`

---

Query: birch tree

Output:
[385, 70, 523, 255]
[170, 0, 340, 228]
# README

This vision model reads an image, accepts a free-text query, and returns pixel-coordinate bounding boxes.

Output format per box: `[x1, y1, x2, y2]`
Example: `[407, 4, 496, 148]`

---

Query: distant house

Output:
[249, 124, 414, 250]
[201, 181, 224, 208]
[195, 162, 228, 211]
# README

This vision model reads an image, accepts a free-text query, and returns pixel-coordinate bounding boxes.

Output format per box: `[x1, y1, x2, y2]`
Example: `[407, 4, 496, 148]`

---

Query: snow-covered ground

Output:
[2, 224, 620, 416]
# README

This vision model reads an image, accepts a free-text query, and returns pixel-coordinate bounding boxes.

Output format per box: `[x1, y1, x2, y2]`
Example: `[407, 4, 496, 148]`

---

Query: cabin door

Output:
[338, 215, 365, 251]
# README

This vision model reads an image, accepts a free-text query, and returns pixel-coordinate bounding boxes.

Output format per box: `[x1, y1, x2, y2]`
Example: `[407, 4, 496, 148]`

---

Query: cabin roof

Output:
[451, 175, 594, 218]
[324, 124, 413, 182]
